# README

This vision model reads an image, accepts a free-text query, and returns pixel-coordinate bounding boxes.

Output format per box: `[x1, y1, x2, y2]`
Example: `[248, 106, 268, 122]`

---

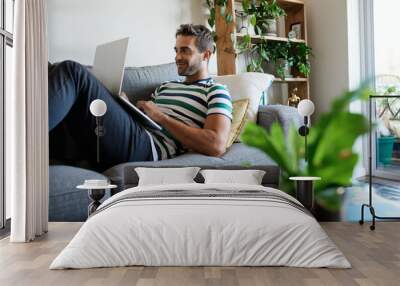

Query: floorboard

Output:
[0, 222, 399, 286]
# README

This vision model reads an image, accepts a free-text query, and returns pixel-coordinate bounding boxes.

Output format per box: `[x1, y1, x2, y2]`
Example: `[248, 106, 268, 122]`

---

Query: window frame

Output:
[360, 0, 400, 181]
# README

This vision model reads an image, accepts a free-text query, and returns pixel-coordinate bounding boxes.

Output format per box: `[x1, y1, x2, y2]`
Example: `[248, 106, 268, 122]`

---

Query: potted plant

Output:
[377, 109, 396, 166]
[244, 38, 270, 72]
[244, 40, 295, 79]
[375, 86, 398, 166]
[258, 41, 293, 79]
[272, 41, 294, 79]
[241, 84, 372, 216]
[294, 42, 312, 77]
[245, 0, 286, 36]
[235, 1, 257, 35]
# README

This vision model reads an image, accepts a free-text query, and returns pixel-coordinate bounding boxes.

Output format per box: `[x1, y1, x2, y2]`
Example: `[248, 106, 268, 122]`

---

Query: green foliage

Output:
[241, 84, 373, 211]
[245, 38, 270, 72]
[384, 86, 397, 95]
[244, 0, 286, 35]
[293, 42, 313, 77]
[205, 0, 230, 30]
[245, 40, 296, 79]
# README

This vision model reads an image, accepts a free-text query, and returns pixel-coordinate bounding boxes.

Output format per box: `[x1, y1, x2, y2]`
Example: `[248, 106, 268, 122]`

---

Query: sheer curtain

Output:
[6, 0, 49, 242]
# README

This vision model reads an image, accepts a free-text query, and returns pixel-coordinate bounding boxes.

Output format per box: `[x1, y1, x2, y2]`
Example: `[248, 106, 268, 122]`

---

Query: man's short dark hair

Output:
[176, 24, 214, 53]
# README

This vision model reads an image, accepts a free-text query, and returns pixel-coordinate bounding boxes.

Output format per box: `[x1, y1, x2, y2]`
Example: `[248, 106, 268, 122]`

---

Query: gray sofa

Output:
[49, 62, 301, 222]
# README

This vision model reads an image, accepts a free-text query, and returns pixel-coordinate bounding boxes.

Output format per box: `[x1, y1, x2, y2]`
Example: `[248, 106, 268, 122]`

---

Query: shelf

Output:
[235, 0, 304, 9]
[277, 0, 305, 9]
[273, 78, 308, 83]
[236, 33, 306, 43]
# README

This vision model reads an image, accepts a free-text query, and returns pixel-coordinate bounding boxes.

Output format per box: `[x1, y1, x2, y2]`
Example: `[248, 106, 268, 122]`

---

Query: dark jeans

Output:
[49, 60, 153, 170]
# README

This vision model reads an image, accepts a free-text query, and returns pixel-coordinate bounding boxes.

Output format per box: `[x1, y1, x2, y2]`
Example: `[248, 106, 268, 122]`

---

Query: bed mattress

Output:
[50, 183, 350, 269]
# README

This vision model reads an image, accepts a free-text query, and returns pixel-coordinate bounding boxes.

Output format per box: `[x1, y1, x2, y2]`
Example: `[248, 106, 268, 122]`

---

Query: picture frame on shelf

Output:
[290, 23, 302, 39]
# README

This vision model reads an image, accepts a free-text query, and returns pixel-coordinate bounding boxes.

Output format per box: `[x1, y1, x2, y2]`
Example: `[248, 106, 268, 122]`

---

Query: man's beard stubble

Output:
[176, 58, 203, 76]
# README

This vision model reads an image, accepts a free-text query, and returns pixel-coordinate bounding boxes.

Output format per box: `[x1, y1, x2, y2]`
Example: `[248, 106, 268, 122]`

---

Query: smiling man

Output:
[48, 24, 232, 168]
[137, 24, 232, 160]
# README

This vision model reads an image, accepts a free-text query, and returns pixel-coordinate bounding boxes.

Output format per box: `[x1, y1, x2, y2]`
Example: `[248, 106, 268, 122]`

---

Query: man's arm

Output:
[136, 101, 231, 157]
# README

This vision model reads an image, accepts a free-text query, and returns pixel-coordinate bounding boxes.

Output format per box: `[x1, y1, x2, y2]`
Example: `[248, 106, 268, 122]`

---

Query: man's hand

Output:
[137, 100, 231, 157]
[136, 100, 166, 123]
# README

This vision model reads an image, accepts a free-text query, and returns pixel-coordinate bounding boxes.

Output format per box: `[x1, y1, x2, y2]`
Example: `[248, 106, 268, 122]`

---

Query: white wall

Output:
[305, 0, 367, 177]
[304, 0, 350, 118]
[47, 0, 218, 73]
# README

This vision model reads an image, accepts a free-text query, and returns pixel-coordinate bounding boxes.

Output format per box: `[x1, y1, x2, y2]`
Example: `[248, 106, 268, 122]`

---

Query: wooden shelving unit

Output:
[236, 33, 306, 43]
[215, 0, 310, 101]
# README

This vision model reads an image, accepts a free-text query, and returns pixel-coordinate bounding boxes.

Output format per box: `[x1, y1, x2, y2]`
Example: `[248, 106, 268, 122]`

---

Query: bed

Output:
[50, 183, 351, 269]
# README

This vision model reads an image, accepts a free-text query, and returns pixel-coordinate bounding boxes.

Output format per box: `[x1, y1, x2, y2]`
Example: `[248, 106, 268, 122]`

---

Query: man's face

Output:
[174, 35, 205, 76]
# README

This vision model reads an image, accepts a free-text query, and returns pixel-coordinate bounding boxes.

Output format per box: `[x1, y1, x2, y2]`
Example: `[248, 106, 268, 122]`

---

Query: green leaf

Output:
[250, 15, 257, 26]
[287, 124, 303, 172]
[312, 113, 368, 167]
[331, 83, 373, 113]
[241, 122, 298, 175]
[242, 0, 249, 13]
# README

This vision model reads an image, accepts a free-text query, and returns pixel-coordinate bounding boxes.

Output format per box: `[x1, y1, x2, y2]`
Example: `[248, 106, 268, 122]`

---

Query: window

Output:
[0, 0, 14, 230]
[374, 0, 400, 80]
[362, 0, 400, 180]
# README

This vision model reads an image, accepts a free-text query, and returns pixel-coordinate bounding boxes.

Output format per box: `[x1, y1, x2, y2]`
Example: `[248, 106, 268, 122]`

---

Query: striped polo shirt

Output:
[147, 77, 232, 160]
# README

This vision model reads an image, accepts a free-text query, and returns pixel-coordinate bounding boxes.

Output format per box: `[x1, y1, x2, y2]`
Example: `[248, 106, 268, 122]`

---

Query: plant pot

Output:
[262, 61, 275, 74]
[261, 59, 292, 79]
[264, 19, 277, 36]
[378, 135, 395, 165]
[236, 13, 255, 36]
[275, 59, 292, 79]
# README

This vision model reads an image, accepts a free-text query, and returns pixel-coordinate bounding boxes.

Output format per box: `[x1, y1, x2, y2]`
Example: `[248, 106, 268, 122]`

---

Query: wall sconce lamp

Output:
[89, 99, 107, 163]
[297, 99, 315, 162]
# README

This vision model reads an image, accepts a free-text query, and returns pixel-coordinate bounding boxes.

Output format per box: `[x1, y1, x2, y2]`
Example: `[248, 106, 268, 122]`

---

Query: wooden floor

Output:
[0, 222, 399, 286]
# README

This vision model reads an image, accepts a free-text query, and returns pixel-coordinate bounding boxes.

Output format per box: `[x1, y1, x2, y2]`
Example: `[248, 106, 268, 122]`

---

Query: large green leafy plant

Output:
[241, 85, 372, 211]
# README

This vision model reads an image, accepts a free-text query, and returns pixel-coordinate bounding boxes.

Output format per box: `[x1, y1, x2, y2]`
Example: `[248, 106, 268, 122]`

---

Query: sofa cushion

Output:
[49, 165, 110, 222]
[213, 72, 274, 124]
[122, 63, 183, 104]
[257, 104, 302, 135]
[103, 143, 280, 189]
[227, 99, 249, 148]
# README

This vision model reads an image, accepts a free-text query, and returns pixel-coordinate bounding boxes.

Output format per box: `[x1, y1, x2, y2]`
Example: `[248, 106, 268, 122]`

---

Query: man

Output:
[49, 24, 232, 169]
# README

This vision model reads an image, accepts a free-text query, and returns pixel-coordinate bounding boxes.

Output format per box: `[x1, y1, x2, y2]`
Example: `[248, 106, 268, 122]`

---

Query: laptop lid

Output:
[91, 37, 129, 96]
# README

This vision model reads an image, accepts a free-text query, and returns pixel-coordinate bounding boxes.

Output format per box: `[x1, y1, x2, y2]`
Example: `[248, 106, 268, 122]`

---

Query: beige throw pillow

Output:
[226, 99, 249, 148]
[213, 72, 274, 143]
[213, 72, 274, 123]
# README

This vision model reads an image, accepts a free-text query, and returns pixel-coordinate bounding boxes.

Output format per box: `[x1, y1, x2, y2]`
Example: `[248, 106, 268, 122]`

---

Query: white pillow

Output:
[212, 72, 274, 123]
[200, 169, 266, 185]
[135, 167, 200, 186]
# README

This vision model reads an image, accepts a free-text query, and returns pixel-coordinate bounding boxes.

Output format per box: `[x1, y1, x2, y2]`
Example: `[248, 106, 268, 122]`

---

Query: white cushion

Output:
[135, 167, 200, 186]
[212, 72, 274, 123]
[200, 169, 266, 185]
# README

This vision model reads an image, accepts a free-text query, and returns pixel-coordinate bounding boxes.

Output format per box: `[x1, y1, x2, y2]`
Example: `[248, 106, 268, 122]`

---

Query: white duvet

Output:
[50, 183, 351, 269]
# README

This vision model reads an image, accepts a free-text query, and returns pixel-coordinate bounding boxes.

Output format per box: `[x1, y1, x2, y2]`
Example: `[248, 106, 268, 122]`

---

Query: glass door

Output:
[371, 0, 400, 180]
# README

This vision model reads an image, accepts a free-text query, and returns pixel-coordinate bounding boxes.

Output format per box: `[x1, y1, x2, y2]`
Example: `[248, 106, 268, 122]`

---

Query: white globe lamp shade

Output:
[297, 99, 315, 117]
[90, 99, 107, 117]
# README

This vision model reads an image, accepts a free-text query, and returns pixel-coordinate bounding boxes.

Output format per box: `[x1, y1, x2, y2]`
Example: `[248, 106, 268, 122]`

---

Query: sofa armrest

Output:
[257, 104, 302, 134]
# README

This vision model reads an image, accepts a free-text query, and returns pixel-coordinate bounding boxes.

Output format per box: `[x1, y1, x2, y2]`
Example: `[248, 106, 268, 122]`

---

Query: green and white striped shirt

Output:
[147, 77, 232, 160]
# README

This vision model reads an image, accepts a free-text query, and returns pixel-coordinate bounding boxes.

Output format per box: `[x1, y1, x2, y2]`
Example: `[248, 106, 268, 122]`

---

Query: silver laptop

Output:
[91, 38, 162, 131]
